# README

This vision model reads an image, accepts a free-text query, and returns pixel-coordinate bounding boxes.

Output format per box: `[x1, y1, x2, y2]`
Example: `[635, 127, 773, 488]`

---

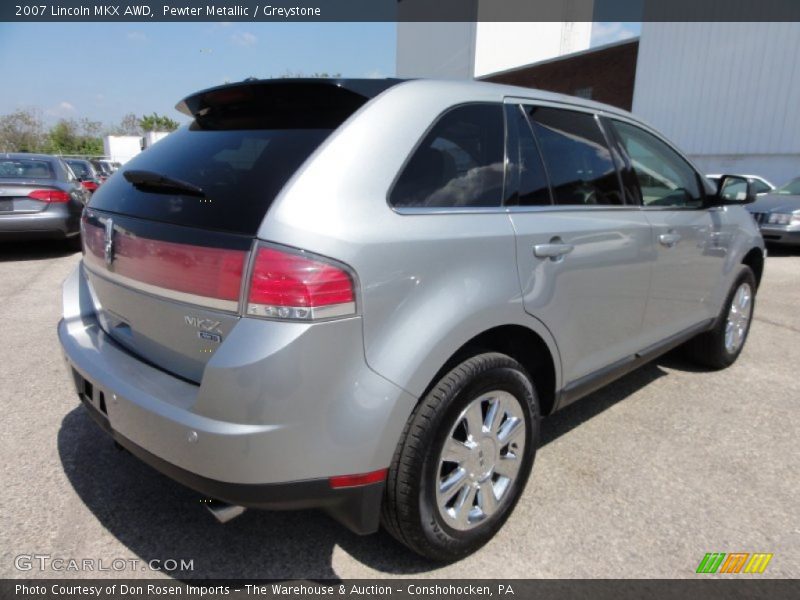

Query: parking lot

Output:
[0, 241, 797, 579]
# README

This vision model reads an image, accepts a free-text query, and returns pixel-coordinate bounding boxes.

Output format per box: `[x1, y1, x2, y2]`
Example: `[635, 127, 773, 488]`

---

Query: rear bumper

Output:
[58, 264, 416, 533]
[0, 206, 80, 239]
[75, 386, 383, 534]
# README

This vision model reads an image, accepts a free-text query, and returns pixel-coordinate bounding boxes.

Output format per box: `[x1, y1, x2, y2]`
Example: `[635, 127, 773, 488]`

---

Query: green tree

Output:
[45, 119, 103, 156]
[139, 113, 179, 132]
[0, 108, 45, 152]
[108, 113, 143, 136]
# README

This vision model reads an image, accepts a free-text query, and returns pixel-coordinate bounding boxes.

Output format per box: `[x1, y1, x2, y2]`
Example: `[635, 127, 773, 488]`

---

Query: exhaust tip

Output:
[205, 500, 246, 524]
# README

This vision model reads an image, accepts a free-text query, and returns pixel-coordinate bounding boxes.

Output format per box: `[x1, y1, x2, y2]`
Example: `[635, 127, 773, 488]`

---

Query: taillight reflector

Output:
[329, 469, 388, 489]
[28, 189, 71, 203]
[246, 246, 356, 321]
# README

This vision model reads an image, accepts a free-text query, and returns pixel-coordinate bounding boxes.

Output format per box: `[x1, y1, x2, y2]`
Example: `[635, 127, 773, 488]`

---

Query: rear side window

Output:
[526, 107, 623, 206]
[88, 126, 333, 235]
[514, 106, 551, 206]
[390, 104, 505, 209]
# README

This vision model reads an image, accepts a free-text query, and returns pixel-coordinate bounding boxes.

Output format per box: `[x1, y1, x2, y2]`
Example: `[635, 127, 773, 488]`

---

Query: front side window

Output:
[390, 104, 505, 209]
[611, 120, 703, 208]
[526, 106, 622, 206]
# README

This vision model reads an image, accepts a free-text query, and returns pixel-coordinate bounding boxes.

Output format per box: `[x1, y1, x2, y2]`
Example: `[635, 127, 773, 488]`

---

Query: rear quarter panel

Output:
[257, 81, 563, 399]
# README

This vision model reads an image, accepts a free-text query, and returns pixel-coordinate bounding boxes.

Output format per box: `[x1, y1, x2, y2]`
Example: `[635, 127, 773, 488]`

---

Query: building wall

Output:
[482, 39, 639, 111]
[633, 22, 800, 184]
[473, 22, 592, 78]
[396, 22, 477, 79]
[396, 20, 592, 80]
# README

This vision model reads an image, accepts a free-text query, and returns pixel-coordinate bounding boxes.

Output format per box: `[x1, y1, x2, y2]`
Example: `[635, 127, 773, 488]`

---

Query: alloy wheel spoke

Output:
[441, 438, 472, 465]
[494, 454, 521, 479]
[454, 485, 477, 527]
[497, 416, 523, 444]
[484, 396, 504, 434]
[439, 467, 467, 496]
[464, 401, 485, 438]
[477, 481, 498, 516]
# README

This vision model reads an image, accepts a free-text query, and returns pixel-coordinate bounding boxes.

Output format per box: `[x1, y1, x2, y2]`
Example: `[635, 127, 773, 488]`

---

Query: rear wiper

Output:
[123, 170, 205, 197]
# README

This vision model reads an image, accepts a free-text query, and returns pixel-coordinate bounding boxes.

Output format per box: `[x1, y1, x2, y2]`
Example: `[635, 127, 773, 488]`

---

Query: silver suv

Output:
[58, 79, 764, 561]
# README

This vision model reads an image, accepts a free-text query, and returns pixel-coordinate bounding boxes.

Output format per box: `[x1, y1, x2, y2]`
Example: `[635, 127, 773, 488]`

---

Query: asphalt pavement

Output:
[1, 241, 797, 579]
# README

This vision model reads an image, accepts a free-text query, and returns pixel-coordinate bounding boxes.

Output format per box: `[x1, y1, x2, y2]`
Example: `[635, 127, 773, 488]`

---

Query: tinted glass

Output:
[752, 179, 772, 194]
[527, 107, 622, 206]
[390, 104, 505, 208]
[88, 126, 333, 235]
[611, 120, 702, 208]
[0, 158, 54, 179]
[515, 106, 551, 206]
[775, 177, 800, 195]
[66, 160, 92, 179]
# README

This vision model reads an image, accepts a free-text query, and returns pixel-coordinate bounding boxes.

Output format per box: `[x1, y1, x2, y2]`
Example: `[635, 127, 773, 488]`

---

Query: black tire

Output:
[66, 234, 82, 252]
[381, 352, 540, 561]
[686, 265, 757, 369]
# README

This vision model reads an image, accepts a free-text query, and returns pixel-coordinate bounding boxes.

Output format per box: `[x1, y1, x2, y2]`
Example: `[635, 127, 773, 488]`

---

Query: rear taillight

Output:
[81, 181, 99, 192]
[28, 189, 70, 203]
[246, 245, 356, 321]
[329, 469, 388, 489]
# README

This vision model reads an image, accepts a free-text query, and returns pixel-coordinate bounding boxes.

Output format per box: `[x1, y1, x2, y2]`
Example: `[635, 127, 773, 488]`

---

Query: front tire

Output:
[687, 265, 756, 369]
[381, 352, 539, 561]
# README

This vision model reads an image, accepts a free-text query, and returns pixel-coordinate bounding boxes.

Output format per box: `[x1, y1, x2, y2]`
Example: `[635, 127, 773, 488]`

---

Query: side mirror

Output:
[711, 175, 757, 206]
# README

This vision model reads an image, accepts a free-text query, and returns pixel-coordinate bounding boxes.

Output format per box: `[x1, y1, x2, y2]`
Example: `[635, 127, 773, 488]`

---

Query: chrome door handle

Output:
[533, 243, 574, 259]
[658, 233, 682, 247]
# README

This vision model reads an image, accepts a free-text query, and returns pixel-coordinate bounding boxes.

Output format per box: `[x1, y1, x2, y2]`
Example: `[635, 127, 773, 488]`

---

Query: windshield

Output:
[774, 177, 800, 195]
[0, 158, 54, 179]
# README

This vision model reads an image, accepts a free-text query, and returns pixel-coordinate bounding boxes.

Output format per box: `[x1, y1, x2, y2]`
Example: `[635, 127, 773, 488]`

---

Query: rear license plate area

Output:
[73, 369, 108, 416]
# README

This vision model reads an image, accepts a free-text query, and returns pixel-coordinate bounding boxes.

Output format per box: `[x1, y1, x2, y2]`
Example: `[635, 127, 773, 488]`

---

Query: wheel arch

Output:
[418, 324, 560, 417]
[741, 246, 764, 288]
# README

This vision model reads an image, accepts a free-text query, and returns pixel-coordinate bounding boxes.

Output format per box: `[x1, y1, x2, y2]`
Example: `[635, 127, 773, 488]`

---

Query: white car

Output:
[707, 174, 774, 195]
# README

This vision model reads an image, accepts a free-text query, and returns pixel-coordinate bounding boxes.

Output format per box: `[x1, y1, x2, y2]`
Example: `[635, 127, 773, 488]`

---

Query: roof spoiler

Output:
[175, 78, 405, 125]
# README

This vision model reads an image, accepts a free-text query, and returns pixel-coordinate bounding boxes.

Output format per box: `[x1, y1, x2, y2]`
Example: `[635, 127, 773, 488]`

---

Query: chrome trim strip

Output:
[83, 262, 239, 313]
[246, 301, 356, 322]
[393, 204, 642, 216]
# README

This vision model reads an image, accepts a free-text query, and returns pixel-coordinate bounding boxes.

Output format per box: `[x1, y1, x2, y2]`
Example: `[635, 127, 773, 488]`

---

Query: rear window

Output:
[66, 160, 93, 178]
[0, 158, 54, 179]
[88, 126, 333, 234]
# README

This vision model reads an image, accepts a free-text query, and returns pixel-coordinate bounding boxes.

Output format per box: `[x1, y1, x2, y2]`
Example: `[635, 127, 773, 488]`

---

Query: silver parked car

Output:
[0, 153, 88, 245]
[746, 176, 800, 246]
[58, 79, 765, 560]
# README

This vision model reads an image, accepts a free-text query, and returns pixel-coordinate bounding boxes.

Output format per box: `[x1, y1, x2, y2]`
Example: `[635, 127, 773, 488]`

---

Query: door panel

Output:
[607, 119, 724, 342]
[509, 209, 654, 384]
[641, 208, 723, 339]
[507, 103, 652, 386]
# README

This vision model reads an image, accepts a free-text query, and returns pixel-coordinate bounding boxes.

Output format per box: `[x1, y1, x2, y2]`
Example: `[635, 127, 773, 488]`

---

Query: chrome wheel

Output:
[435, 390, 526, 531]
[724, 282, 753, 354]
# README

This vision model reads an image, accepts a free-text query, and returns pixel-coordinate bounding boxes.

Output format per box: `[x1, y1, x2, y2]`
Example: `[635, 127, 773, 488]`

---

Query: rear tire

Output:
[381, 352, 539, 561]
[686, 265, 756, 369]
